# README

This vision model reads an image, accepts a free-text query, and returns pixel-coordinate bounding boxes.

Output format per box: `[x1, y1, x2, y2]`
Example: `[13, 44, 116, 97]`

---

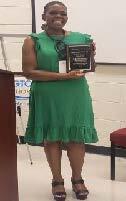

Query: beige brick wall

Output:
[0, 0, 32, 70]
[86, 66, 126, 146]
[0, 0, 32, 137]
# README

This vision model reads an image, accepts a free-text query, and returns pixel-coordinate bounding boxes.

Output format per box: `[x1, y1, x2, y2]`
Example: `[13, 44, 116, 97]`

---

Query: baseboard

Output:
[17, 136, 126, 157]
[96, 62, 126, 65]
[85, 144, 126, 157]
[85, 144, 110, 155]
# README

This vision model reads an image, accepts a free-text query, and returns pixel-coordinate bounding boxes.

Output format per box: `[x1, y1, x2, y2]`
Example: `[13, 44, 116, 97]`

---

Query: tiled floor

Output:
[17, 145, 126, 201]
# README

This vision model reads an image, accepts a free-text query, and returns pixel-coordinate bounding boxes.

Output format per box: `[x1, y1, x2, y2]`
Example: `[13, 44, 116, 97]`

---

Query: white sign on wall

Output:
[15, 77, 32, 136]
[15, 77, 31, 102]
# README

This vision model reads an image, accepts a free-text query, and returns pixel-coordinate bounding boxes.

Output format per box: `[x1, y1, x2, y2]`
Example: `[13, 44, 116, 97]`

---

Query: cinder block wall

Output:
[0, 0, 32, 137]
[0, 0, 126, 147]
[0, 0, 32, 70]
[86, 67, 126, 146]
[0, 0, 31, 34]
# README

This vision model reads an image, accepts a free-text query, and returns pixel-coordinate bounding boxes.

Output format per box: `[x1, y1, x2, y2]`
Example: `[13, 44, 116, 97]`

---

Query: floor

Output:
[17, 144, 126, 201]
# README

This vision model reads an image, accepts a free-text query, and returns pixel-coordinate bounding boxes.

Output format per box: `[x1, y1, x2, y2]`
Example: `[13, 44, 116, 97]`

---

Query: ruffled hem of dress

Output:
[24, 126, 98, 144]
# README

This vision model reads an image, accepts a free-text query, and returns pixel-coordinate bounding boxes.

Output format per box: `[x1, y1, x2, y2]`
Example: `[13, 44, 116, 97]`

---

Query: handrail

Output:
[0, 34, 27, 38]
[0, 33, 27, 71]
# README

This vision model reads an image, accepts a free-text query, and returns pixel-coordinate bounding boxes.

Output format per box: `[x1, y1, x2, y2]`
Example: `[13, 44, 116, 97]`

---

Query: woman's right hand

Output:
[65, 70, 85, 80]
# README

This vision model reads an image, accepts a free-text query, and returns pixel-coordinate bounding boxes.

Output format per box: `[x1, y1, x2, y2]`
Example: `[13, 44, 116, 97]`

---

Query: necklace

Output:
[45, 30, 67, 60]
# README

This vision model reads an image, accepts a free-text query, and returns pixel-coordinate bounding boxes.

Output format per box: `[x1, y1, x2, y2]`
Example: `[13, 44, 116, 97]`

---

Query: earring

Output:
[41, 23, 47, 30]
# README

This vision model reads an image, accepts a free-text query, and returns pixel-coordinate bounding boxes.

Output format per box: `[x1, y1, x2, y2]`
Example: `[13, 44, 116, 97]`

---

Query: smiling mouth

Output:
[53, 20, 63, 23]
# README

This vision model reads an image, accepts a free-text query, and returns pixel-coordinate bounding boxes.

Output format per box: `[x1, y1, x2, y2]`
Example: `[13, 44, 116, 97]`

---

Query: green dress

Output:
[25, 31, 98, 144]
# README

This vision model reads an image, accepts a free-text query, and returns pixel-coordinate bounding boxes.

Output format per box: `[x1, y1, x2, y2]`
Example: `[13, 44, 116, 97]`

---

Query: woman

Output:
[22, 1, 98, 200]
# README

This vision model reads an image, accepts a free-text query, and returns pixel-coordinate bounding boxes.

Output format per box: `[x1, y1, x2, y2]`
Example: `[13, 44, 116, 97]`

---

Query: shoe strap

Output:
[53, 192, 66, 196]
[71, 178, 84, 185]
[52, 181, 64, 187]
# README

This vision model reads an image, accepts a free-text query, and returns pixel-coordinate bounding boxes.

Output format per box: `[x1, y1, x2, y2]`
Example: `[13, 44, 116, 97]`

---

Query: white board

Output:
[34, 0, 126, 63]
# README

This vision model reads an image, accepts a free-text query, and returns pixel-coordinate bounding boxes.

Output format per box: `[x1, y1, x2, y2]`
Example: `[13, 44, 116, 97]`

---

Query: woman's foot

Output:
[52, 180, 66, 201]
[71, 178, 89, 200]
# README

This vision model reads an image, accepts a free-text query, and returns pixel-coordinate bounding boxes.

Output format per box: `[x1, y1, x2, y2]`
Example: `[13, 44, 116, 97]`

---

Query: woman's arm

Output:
[22, 37, 85, 81]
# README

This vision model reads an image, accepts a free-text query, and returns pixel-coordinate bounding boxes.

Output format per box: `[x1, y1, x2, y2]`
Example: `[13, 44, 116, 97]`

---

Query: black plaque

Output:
[66, 44, 95, 72]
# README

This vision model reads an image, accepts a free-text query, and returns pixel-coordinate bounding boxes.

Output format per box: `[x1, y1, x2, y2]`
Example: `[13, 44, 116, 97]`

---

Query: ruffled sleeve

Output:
[29, 33, 41, 51]
[81, 33, 93, 44]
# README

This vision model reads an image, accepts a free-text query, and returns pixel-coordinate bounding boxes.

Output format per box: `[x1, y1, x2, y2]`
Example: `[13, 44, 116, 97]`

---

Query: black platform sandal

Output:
[71, 178, 89, 200]
[52, 180, 67, 201]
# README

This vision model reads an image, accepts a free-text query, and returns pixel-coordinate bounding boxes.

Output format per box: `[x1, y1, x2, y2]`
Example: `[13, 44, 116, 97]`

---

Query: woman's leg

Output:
[44, 141, 65, 193]
[66, 142, 88, 191]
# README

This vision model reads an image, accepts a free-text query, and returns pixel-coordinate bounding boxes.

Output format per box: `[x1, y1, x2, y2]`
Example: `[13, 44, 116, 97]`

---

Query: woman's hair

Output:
[41, 1, 67, 30]
[43, 1, 67, 14]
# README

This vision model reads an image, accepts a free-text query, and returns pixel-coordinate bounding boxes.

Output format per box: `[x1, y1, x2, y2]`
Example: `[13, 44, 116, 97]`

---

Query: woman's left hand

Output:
[92, 42, 96, 56]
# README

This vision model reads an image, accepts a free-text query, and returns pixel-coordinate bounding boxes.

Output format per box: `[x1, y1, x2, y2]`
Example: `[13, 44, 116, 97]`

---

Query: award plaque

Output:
[66, 44, 95, 73]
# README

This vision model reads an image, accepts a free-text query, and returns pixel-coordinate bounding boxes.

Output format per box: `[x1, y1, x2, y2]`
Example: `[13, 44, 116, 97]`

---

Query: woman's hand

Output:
[92, 42, 96, 56]
[65, 70, 85, 80]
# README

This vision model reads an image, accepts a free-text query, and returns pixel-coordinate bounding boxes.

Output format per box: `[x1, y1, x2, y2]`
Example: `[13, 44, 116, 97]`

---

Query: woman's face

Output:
[43, 4, 68, 30]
